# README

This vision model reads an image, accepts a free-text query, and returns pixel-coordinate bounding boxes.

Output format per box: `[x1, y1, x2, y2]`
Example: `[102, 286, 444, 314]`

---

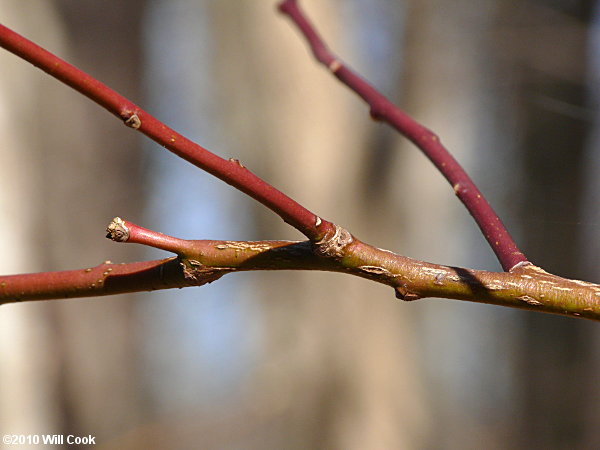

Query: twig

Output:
[0, 258, 182, 302]
[278, 0, 528, 271]
[106, 217, 189, 254]
[0, 218, 598, 321]
[1, 12, 598, 322]
[0, 23, 333, 242]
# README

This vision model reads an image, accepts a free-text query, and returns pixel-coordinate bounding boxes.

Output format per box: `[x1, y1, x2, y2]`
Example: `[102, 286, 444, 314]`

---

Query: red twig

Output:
[0, 23, 333, 242]
[4, 226, 600, 321]
[0, 259, 184, 303]
[106, 217, 189, 254]
[278, 0, 528, 271]
[1, 7, 599, 322]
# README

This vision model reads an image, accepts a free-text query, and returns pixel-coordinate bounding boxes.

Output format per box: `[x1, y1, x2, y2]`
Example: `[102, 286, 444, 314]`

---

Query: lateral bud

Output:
[394, 285, 422, 301]
[123, 113, 141, 129]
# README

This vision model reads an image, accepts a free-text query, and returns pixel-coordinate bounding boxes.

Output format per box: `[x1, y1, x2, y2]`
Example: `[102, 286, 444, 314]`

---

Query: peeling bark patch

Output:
[314, 224, 352, 258]
[569, 279, 599, 288]
[510, 261, 533, 272]
[214, 241, 275, 252]
[358, 265, 391, 276]
[420, 266, 458, 283]
[434, 273, 446, 285]
[517, 295, 542, 306]
[421, 267, 447, 276]
[486, 284, 504, 291]
[180, 259, 229, 286]
[520, 264, 549, 275]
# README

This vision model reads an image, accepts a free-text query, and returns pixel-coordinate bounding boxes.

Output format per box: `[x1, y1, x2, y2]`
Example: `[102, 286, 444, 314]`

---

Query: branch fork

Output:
[0, 2, 598, 321]
[313, 224, 353, 259]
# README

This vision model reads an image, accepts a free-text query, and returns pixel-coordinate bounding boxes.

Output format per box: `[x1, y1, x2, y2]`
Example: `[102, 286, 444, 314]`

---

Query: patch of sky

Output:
[340, 0, 405, 97]
[137, 0, 261, 410]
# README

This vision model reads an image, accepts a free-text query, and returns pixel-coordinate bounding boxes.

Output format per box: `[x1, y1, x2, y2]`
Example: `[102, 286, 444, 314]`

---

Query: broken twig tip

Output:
[106, 217, 130, 242]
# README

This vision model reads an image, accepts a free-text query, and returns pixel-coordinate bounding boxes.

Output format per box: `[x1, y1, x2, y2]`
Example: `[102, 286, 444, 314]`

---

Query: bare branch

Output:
[278, 0, 528, 271]
[0, 10, 597, 323]
[0, 23, 333, 242]
[2, 229, 599, 321]
[106, 217, 189, 254]
[0, 259, 183, 303]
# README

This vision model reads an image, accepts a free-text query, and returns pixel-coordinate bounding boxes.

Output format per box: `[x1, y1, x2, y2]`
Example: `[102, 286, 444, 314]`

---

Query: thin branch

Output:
[2, 220, 599, 321]
[0, 259, 184, 303]
[278, 0, 528, 271]
[106, 217, 189, 254]
[0, 23, 333, 242]
[0, 12, 598, 323]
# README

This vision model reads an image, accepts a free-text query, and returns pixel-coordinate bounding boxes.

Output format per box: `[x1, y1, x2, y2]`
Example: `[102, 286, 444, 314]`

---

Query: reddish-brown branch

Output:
[2, 11, 598, 323]
[105, 217, 189, 254]
[2, 232, 599, 321]
[0, 259, 185, 303]
[278, 0, 528, 271]
[0, 23, 333, 242]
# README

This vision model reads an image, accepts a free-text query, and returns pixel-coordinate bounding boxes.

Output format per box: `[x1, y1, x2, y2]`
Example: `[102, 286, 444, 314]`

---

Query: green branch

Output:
[1, 218, 598, 321]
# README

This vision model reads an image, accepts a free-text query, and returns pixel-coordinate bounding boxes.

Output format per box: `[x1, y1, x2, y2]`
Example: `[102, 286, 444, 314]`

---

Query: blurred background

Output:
[0, 0, 599, 448]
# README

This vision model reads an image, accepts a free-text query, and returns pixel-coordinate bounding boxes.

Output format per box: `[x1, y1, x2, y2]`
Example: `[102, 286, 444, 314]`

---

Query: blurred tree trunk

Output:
[207, 1, 429, 449]
[48, 0, 148, 439]
[400, 1, 523, 448]
[581, 5, 600, 449]
[0, 1, 65, 436]
[401, 1, 599, 449]
[493, 1, 599, 448]
[3, 1, 599, 448]
[0, 0, 148, 441]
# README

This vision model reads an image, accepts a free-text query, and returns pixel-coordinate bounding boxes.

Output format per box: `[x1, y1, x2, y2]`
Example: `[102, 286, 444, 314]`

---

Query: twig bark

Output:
[0, 23, 332, 242]
[278, 0, 528, 271]
[1, 218, 598, 321]
[0, 10, 598, 322]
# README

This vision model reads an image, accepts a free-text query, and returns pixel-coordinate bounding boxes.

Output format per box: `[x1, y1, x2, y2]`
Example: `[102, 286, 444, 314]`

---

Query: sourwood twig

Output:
[278, 0, 527, 271]
[0, 8, 598, 322]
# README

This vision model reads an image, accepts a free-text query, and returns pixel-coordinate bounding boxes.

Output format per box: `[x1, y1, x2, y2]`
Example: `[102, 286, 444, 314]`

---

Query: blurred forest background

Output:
[1, 0, 599, 449]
